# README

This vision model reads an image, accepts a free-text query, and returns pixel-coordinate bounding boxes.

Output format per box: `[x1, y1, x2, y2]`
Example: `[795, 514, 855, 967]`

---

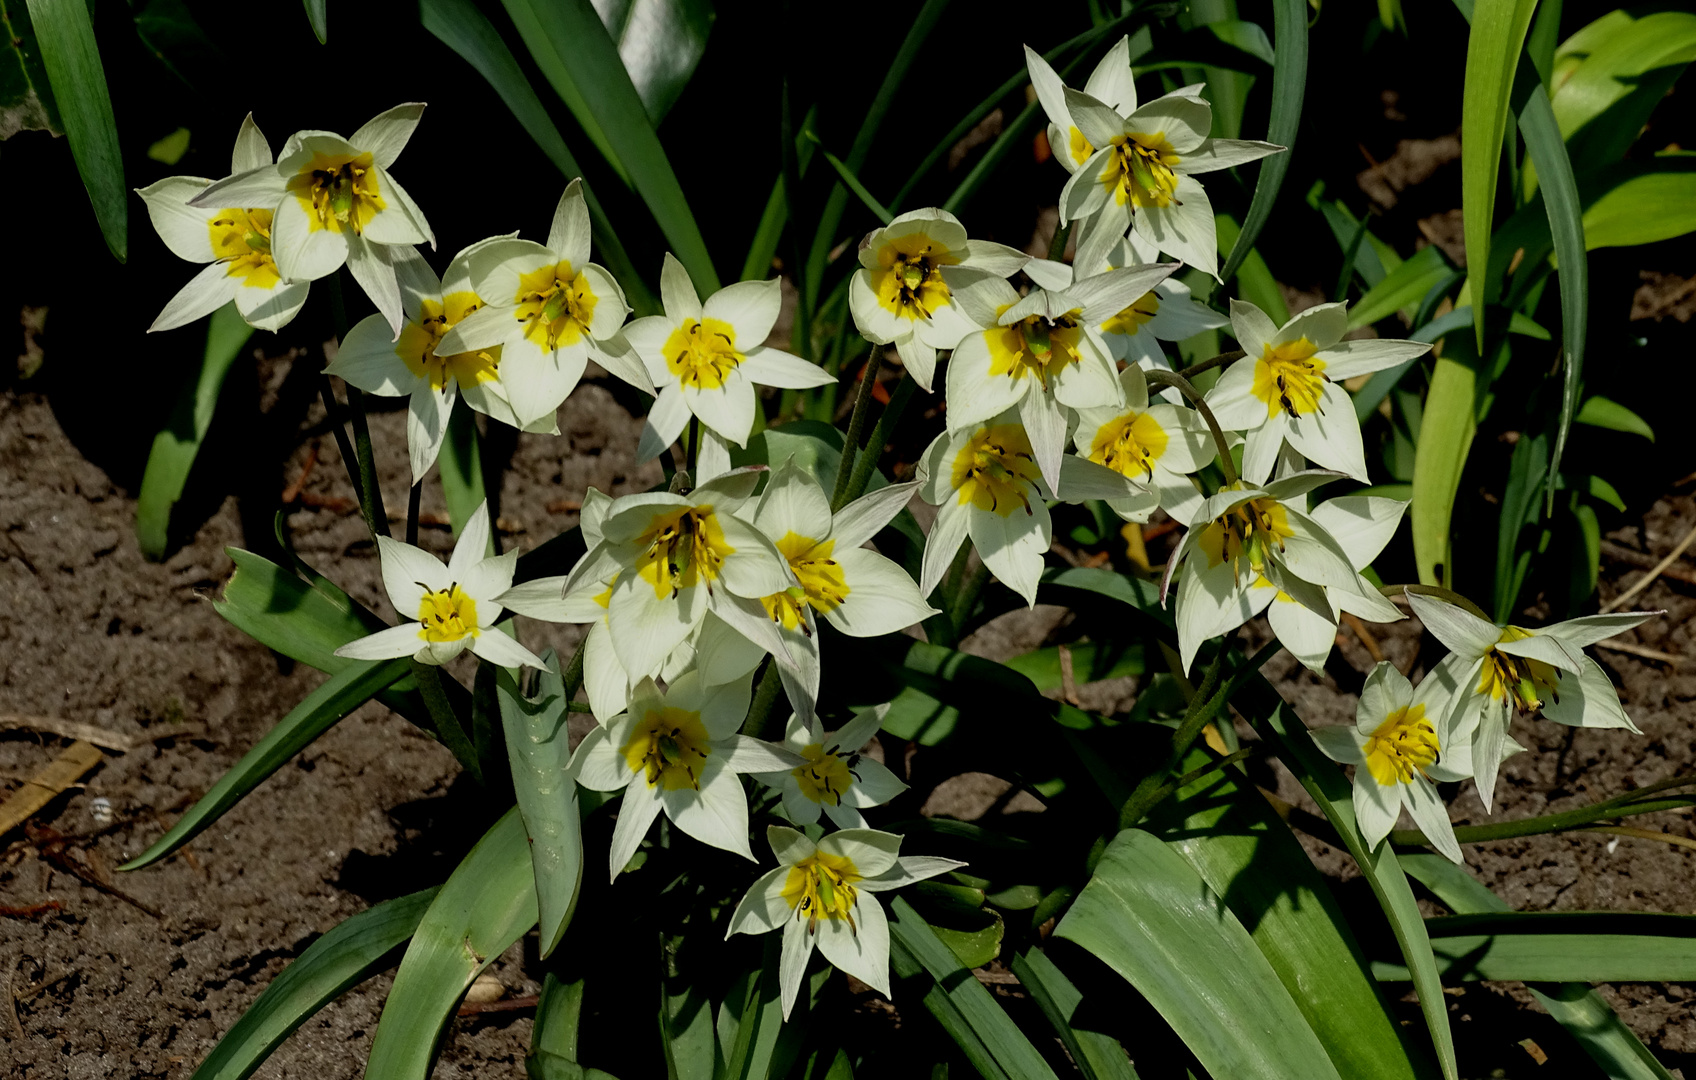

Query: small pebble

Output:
[465, 973, 505, 1003]
[89, 796, 114, 826]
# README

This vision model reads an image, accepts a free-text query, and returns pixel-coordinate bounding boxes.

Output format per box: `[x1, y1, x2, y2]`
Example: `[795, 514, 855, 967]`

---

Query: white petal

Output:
[659, 252, 702, 323]
[779, 920, 814, 1020]
[272, 193, 348, 283]
[705, 278, 782, 347]
[967, 500, 1052, 609]
[740, 347, 834, 390]
[377, 534, 447, 615]
[919, 501, 970, 598]
[1352, 769, 1402, 849]
[663, 758, 754, 860]
[350, 102, 425, 169]
[831, 481, 918, 550]
[230, 114, 272, 174]
[405, 383, 453, 483]
[728, 866, 794, 937]
[815, 894, 890, 997]
[1406, 593, 1500, 659]
[149, 264, 240, 333]
[137, 175, 217, 262]
[1179, 138, 1284, 174]
[825, 549, 936, 637]
[608, 779, 664, 879]
[334, 623, 426, 661]
[470, 627, 547, 670]
[638, 385, 692, 464]
[547, 179, 592, 271]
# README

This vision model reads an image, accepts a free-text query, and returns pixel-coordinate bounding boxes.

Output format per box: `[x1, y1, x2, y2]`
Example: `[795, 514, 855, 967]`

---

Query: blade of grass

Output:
[1218, 0, 1307, 283]
[301, 0, 326, 42]
[806, 132, 892, 225]
[26, 0, 125, 260]
[742, 108, 816, 284]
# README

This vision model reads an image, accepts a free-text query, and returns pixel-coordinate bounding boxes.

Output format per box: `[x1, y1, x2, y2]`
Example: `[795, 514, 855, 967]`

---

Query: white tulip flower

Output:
[1071, 365, 1213, 526]
[756, 705, 908, 829]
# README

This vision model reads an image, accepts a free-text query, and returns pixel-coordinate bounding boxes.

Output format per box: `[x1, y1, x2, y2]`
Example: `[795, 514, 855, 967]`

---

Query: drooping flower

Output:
[137, 115, 309, 333]
[1205, 300, 1431, 484]
[434, 180, 650, 427]
[1029, 42, 1284, 278]
[847, 208, 1030, 392]
[333, 501, 544, 670]
[944, 260, 1178, 489]
[756, 705, 907, 829]
[1310, 661, 1471, 862]
[1071, 364, 1213, 526]
[188, 104, 435, 334]
[1407, 592, 1658, 811]
[572, 672, 804, 878]
[726, 826, 964, 1019]
[917, 413, 1145, 608]
[325, 239, 555, 483]
[627, 254, 834, 461]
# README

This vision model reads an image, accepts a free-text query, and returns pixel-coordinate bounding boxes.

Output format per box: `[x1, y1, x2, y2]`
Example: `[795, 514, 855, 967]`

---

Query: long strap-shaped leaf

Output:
[1401, 854, 1677, 1080]
[365, 807, 539, 1080]
[190, 887, 438, 1080]
[120, 657, 412, 870]
[888, 898, 1060, 1080]
[499, 0, 718, 294]
[1055, 829, 1344, 1080]
[1461, 0, 1541, 348]
[137, 304, 254, 560]
[1217, 0, 1306, 284]
[1372, 911, 1696, 983]
[1242, 687, 1461, 1080]
[26, 0, 125, 260]
[496, 654, 583, 958]
[1010, 948, 1140, 1080]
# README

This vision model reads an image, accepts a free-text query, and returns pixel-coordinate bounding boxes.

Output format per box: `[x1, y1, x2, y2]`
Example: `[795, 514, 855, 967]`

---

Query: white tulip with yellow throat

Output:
[1071, 364, 1213, 526]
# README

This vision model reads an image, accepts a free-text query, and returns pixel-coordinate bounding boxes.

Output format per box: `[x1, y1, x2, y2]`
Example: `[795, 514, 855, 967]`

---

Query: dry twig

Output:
[0, 716, 135, 752]
[1602, 519, 1696, 613]
[0, 742, 104, 837]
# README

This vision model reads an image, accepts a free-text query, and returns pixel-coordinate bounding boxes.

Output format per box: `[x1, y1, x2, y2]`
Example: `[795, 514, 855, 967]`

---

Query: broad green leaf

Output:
[1346, 245, 1450, 330]
[1581, 163, 1696, 250]
[301, 0, 326, 42]
[1001, 642, 1145, 696]
[214, 548, 394, 679]
[1056, 829, 1343, 1080]
[366, 808, 539, 1080]
[1372, 912, 1696, 982]
[593, 0, 712, 124]
[1218, 0, 1306, 284]
[496, 654, 584, 957]
[889, 897, 1061, 1080]
[421, 0, 653, 312]
[931, 911, 1004, 970]
[190, 888, 438, 1080]
[1411, 352, 1478, 586]
[0, 0, 59, 136]
[438, 398, 486, 540]
[120, 658, 412, 871]
[1575, 395, 1653, 440]
[717, 939, 806, 1080]
[1550, 10, 1696, 143]
[1461, 0, 1540, 341]
[1010, 949, 1140, 1080]
[661, 978, 715, 1080]
[1152, 755, 1431, 1079]
[732, 421, 844, 493]
[1350, 307, 1547, 423]
[501, 0, 718, 294]
[136, 304, 252, 560]
[26, 0, 125, 260]
[531, 973, 585, 1062]
[1401, 854, 1676, 1080]
[1309, 193, 1397, 287]
[1241, 689, 1459, 1080]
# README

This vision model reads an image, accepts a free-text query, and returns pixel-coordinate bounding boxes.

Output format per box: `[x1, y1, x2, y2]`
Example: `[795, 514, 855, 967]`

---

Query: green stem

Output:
[413, 660, 482, 783]
[685, 417, 700, 479]
[1144, 369, 1238, 485]
[1380, 583, 1493, 622]
[347, 387, 389, 539]
[405, 480, 422, 547]
[740, 662, 786, 740]
[317, 378, 364, 507]
[831, 343, 882, 512]
[1175, 349, 1246, 381]
[1390, 788, 1696, 848]
[1047, 220, 1073, 262]
[843, 370, 916, 505]
[560, 632, 589, 700]
[947, 560, 990, 636]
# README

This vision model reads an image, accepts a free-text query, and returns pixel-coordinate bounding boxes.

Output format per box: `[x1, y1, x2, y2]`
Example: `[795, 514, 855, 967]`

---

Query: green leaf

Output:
[1575, 395, 1653, 441]
[1461, 0, 1540, 341]
[1401, 854, 1676, 1080]
[136, 304, 253, 560]
[1411, 352, 1478, 586]
[661, 977, 715, 1080]
[1010, 949, 1140, 1080]
[1001, 642, 1145, 696]
[120, 658, 412, 871]
[0, 0, 61, 137]
[214, 548, 384, 668]
[1371, 912, 1696, 982]
[805, 131, 892, 225]
[1151, 754, 1431, 1080]
[189, 888, 438, 1080]
[26, 0, 125, 260]
[438, 398, 487, 540]
[1345, 245, 1450, 331]
[1493, 431, 1548, 620]
[421, 0, 653, 313]
[1056, 829, 1343, 1080]
[1240, 689, 1459, 1080]
[742, 111, 815, 283]
[1217, 213, 1289, 323]
[1218, 0, 1306, 284]
[1550, 9, 1696, 146]
[531, 973, 585, 1063]
[301, 0, 326, 42]
[365, 808, 539, 1080]
[500, 0, 718, 294]
[717, 939, 804, 1080]
[888, 897, 1061, 1080]
[593, 0, 711, 124]
[496, 654, 583, 957]
[1581, 162, 1696, 249]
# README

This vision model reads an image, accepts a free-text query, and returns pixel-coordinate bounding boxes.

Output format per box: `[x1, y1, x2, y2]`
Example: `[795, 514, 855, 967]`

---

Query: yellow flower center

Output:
[1364, 703, 1439, 786]
[1099, 132, 1181, 210]
[782, 849, 862, 935]
[621, 705, 712, 791]
[416, 584, 478, 643]
[1089, 409, 1170, 480]
[950, 424, 1043, 517]
[986, 303, 1085, 385]
[663, 317, 743, 390]
[208, 207, 280, 288]
[1067, 126, 1095, 168]
[1252, 337, 1329, 420]
[1195, 492, 1294, 577]
[634, 505, 735, 599]
[287, 151, 385, 235]
[792, 742, 857, 806]
[761, 533, 850, 630]
[872, 233, 959, 321]
[396, 292, 503, 392]
[1100, 290, 1161, 337]
[514, 261, 598, 351]
[1477, 627, 1561, 712]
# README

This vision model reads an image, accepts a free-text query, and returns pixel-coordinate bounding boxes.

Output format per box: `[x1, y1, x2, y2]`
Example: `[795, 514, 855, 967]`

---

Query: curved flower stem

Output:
[323, 272, 387, 539]
[1144, 368, 1238, 486]
[1389, 774, 1696, 848]
[740, 662, 786, 740]
[1175, 349, 1245, 381]
[1379, 583, 1493, 622]
[831, 342, 882, 512]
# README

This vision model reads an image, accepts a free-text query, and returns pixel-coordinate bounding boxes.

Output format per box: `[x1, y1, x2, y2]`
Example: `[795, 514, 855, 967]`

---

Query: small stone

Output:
[465, 973, 504, 1003]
